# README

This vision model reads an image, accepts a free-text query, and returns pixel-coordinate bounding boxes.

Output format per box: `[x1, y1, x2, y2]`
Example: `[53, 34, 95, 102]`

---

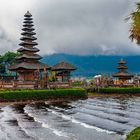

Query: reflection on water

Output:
[0, 96, 140, 140]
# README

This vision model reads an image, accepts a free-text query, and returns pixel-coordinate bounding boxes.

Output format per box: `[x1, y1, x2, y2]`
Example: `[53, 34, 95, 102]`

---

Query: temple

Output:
[113, 58, 133, 85]
[9, 11, 50, 88]
[0, 11, 77, 89]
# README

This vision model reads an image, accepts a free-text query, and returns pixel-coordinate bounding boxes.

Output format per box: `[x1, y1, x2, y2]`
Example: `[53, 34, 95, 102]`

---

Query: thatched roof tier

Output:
[24, 17, 33, 20]
[23, 20, 33, 24]
[21, 31, 36, 35]
[23, 23, 34, 27]
[16, 54, 42, 60]
[52, 61, 76, 71]
[20, 36, 37, 41]
[113, 72, 133, 80]
[19, 41, 38, 46]
[117, 66, 128, 69]
[9, 62, 50, 71]
[17, 47, 39, 52]
[22, 27, 35, 31]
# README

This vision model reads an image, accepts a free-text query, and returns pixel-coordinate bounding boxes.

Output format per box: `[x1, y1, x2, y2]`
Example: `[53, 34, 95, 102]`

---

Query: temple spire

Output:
[9, 11, 50, 81]
[17, 10, 41, 61]
[25, 11, 32, 16]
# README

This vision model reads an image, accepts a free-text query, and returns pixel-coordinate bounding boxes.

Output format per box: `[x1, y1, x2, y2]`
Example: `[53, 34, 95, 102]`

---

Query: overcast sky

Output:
[0, 0, 140, 56]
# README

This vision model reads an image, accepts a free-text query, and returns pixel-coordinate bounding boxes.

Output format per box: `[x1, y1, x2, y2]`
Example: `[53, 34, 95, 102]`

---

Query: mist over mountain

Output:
[42, 54, 140, 77]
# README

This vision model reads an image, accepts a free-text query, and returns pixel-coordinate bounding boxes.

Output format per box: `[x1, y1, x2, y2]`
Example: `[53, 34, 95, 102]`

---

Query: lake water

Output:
[0, 96, 140, 140]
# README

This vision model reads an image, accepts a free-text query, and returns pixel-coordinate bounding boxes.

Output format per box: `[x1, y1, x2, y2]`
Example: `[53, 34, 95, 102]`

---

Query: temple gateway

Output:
[0, 11, 76, 89]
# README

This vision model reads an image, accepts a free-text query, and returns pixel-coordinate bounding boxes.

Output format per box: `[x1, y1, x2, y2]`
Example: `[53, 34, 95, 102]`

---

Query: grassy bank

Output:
[0, 88, 87, 101]
[126, 126, 140, 140]
[98, 87, 140, 94]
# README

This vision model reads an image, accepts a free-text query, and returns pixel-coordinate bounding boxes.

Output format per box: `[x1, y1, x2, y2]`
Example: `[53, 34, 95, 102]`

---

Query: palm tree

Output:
[128, 3, 140, 45]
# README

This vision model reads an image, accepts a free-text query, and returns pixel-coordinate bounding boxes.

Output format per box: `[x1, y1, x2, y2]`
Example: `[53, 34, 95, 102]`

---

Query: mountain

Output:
[41, 54, 140, 77]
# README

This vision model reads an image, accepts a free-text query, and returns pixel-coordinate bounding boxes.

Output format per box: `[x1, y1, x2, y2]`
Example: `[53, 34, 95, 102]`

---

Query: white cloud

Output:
[0, 0, 139, 55]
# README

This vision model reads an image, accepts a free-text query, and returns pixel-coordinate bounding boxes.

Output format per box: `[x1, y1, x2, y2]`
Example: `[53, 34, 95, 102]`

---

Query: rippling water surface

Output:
[0, 96, 140, 140]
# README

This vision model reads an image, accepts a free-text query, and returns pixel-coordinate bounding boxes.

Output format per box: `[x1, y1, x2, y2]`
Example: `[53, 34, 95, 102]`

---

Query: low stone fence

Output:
[49, 82, 70, 89]
[15, 81, 36, 89]
[0, 81, 13, 89]
[0, 80, 71, 89]
[0, 81, 36, 89]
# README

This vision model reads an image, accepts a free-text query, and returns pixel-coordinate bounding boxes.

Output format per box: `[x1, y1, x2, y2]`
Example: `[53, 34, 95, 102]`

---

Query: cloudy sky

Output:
[0, 0, 139, 56]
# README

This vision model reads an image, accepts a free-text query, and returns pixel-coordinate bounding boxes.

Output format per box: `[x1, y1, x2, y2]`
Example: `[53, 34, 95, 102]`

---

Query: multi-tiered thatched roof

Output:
[113, 59, 133, 80]
[9, 11, 50, 71]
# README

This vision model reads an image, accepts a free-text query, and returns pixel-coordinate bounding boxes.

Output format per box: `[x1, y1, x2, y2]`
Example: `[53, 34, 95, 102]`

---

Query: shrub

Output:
[126, 126, 140, 140]
[99, 87, 140, 94]
[0, 88, 87, 101]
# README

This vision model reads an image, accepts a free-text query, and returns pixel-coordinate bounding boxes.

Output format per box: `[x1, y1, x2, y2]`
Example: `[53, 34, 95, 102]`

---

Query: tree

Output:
[3, 51, 19, 64]
[0, 63, 6, 74]
[0, 51, 19, 75]
[128, 3, 140, 45]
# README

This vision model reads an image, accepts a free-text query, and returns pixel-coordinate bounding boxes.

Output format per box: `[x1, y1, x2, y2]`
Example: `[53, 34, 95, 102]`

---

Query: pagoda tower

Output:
[113, 58, 133, 82]
[9, 11, 50, 81]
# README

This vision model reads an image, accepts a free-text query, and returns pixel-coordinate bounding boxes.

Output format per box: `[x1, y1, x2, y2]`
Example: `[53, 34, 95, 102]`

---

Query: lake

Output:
[0, 96, 140, 140]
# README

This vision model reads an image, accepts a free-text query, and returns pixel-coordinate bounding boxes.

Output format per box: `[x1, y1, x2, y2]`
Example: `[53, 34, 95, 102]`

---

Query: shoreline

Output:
[0, 97, 83, 107]
[88, 93, 140, 99]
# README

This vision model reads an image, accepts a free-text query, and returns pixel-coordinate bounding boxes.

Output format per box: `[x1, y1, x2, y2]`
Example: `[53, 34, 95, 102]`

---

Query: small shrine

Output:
[52, 61, 76, 82]
[113, 58, 133, 85]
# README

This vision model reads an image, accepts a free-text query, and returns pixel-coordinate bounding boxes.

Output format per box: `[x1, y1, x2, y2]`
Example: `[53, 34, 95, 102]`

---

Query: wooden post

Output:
[43, 67, 48, 88]
[62, 70, 64, 82]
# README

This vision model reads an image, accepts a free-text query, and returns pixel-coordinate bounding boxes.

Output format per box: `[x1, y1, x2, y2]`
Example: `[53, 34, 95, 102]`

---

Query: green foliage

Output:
[0, 51, 19, 75]
[0, 63, 5, 74]
[128, 2, 140, 45]
[0, 88, 87, 101]
[126, 126, 140, 140]
[99, 87, 140, 94]
[3, 51, 19, 64]
[0, 51, 19, 64]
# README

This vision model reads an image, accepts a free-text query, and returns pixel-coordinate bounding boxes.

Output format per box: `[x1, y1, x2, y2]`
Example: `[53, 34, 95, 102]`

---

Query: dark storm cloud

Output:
[0, 0, 140, 55]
